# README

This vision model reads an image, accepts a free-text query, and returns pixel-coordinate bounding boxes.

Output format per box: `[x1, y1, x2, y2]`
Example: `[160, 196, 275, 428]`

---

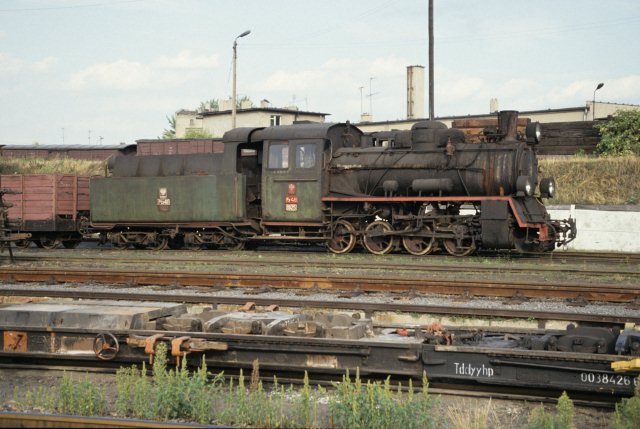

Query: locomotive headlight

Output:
[516, 176, 534, 197]
[525, 122, 541, 144]
[540, 177, 556, 198]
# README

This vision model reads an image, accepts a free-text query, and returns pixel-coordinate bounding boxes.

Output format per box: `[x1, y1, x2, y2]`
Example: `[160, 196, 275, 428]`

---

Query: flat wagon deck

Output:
[0, 301, 638, 397]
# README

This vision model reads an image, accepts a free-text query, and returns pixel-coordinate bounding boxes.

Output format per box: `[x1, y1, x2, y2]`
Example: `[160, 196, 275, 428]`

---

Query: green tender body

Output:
[90, 174, 246, 223]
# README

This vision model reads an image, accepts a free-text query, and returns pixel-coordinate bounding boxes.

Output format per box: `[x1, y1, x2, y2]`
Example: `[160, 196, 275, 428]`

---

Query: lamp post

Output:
[592, 82, 604, 121]
[232, 30, 251, 128]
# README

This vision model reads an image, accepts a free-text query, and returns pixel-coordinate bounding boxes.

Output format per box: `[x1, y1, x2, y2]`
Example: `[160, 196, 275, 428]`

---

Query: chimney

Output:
[407, 65, 425, 119]
[490, 98, 499, 113]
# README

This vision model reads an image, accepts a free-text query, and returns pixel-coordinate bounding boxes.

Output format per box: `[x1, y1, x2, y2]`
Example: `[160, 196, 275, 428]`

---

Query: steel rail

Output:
[0, 286, 637, 325]
[13, 245, 640, 262]
[0, 412, 211, 428]
[11, 252, 639, 277]
[0, 266, 637, 303]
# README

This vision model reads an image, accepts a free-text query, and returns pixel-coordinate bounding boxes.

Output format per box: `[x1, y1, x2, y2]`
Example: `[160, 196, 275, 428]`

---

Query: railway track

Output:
[1, 283, 638, 325]
[0, 412, 207, 428]
[0, 264, 638, 304]
[9, 250, 640, 279]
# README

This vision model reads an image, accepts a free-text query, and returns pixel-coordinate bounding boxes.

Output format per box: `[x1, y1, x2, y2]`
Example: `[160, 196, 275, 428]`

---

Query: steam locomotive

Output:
[3, 110, 576, 256]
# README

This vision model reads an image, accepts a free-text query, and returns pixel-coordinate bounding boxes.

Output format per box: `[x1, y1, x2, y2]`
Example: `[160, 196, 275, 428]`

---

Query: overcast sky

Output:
[1, 0, 638, 145]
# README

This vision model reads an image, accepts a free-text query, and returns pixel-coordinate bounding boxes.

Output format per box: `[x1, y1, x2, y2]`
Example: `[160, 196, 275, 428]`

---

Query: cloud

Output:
[437, 76, 486, 101]
[0, 52, 57, 73]
[154, 51, 218, 70]
[531, 75, 640, 108]
[251, 55, 409, 93]
[66, 50, 219, 90]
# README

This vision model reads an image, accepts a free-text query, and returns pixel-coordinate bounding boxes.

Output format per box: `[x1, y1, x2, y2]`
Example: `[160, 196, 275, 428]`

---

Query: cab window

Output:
[268, 143, 289, 169]
[295, 143, 316, 169]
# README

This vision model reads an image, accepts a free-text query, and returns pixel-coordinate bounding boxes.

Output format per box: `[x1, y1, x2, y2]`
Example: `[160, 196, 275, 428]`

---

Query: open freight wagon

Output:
[0, 174, 90, 248]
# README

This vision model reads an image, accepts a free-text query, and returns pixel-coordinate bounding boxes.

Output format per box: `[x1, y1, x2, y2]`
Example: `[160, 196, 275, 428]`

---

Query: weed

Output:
[328, 368, 438, 429]
[612, 377, 640, 429]
[524, 391, 575, 429]
[524, 404, 554, 429]
[58, 372, 107, 416]
[555, 391, 575, 429]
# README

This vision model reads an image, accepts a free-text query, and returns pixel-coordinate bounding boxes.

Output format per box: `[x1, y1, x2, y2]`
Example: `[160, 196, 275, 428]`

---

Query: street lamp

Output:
[592, 82, 604, 121]
[232, 30, 251, 128]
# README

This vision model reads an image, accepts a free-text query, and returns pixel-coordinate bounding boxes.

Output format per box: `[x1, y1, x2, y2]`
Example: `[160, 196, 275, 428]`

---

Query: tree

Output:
[184, 128, 213, 138]
[237, 95, 252, 109]
[595, 109, 640, 156]
[161, 115, 176, 140]
[198, 99, 219, 113]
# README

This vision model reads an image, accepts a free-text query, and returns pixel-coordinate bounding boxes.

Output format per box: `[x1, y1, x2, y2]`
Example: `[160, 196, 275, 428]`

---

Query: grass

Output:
[12, 348, 636, 428]
[0, 157, 105, 176]
[539, 155, 640, 205]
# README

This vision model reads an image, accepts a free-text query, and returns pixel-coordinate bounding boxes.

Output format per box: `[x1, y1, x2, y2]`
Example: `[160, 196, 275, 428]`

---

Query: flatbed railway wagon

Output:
[0, 174, 90, 249]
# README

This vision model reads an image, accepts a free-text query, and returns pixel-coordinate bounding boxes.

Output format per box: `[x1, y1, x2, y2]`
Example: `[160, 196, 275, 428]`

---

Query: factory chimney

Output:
[407, 65, 425, 119]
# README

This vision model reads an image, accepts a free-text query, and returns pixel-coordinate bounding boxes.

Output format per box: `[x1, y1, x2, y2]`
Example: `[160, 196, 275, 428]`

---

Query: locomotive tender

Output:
[88, 110, 575, 256]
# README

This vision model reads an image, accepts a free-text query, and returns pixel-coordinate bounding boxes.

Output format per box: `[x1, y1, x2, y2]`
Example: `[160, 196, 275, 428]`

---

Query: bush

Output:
[524, 391, 574, 429]
[595, 110, 640, 156]
[613, 377, 640, 429]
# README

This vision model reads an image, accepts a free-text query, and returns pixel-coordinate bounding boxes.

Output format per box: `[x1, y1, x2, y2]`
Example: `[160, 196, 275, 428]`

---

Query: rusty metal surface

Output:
[0, 301, 638, 397]
[0, 287, 638, 326]
[0, 265, 637, 304]
[0, 412, 212, 428]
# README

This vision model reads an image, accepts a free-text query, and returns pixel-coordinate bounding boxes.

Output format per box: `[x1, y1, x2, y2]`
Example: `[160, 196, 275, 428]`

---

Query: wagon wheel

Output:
[224, 237, 245, 251]
[76, 215, 91, 236]
[110, 233, 128, 250]
[168, 236, 184, 250]
[362, 220, 396, 255]
[37, 238, 62, 250]
[184, 234, 205, 251]
[13, 240, 32, 249]
[402, 225, 435, 256]
[148, 236, 169, 251]
[93, 332, 119, 361]
[442, 237, 476, 257]
[61, 240, 81, 249]
[327, 219, 356, 254]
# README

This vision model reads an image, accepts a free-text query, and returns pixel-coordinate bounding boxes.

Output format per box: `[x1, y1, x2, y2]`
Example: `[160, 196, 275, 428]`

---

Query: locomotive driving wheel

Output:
[443, 238, 475, 257]
[402, 225, 435, 256]
[363, 220, 395, 255]
[327, 219, 356, 254]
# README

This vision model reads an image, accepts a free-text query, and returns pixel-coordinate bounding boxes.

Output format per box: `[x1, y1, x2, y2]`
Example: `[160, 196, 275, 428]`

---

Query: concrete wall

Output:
[548, 205, 640, 253]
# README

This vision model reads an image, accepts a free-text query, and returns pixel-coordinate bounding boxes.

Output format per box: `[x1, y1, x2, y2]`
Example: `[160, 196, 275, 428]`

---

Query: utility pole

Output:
[88, 129, 91, 145]
[428, 0, 434, 120]
[359, 86, 364, 116]
[232, 30, 251, 128]
[367, 77, 378, 118]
